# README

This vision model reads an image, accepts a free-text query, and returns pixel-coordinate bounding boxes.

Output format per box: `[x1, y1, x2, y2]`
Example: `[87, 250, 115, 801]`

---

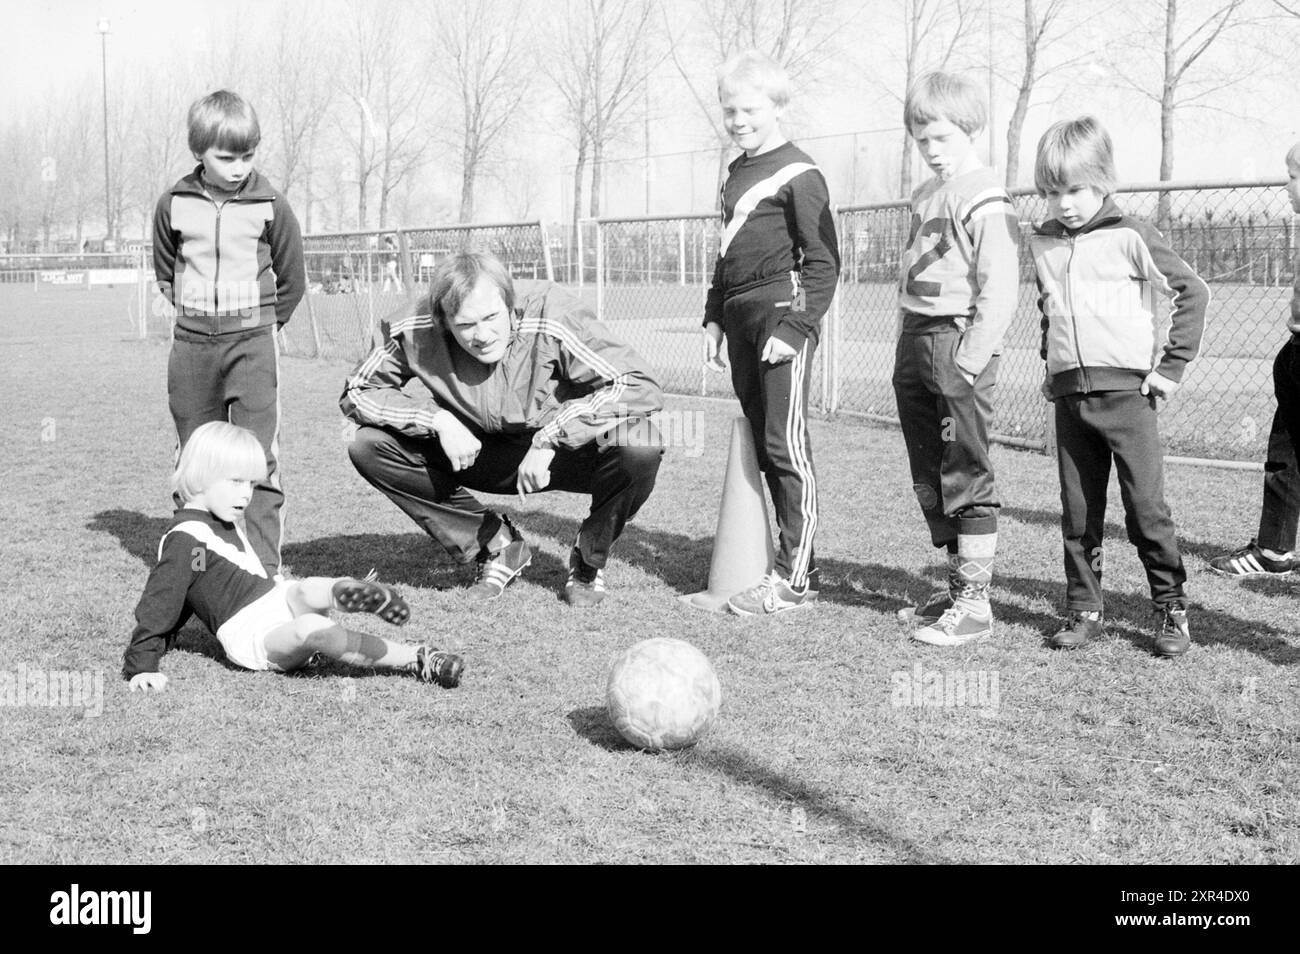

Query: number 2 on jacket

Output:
[905, 214, 954, 299]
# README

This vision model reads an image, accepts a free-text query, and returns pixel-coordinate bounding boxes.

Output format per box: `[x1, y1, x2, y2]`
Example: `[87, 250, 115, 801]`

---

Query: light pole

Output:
[97, 17, 112, 251]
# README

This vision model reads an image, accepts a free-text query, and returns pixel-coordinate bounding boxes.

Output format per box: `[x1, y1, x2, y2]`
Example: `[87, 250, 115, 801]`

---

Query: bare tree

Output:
[546, 0, 661, 229]
[1001, 0, 1116, 187]
[1103, 0, 1256, 225]
[260, 3, 336, 217]
[430, 0, 530, 222]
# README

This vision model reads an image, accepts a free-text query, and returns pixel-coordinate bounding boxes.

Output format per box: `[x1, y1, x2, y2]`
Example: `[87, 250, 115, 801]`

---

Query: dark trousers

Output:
[1257, 337, 1300, 553]
[1055, 389, 1186, 610]
[348, 421, 663, 568]
[169, 327, 284, 573]
[722, 282, 819, 587]
[892, 331, 999, 548]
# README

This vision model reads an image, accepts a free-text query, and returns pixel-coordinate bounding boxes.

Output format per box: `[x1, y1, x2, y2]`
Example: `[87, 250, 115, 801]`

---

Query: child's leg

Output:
[934, 341, 1000, 603]
[168, 335, 227, 459]
[285, 577, 410, 626]
[224, 330, 285, 575]
[1258, 339, 1300, 553]
[1106, 391, 1185, 605]
[1056, 394, 1111, 613]
[262, 615, 417, 672]
[892, 333, 959, 549]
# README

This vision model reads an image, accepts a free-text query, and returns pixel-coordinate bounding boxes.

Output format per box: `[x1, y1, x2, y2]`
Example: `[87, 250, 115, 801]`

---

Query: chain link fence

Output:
[127, 221, 553, 360]
[592, 179, 1295, 464]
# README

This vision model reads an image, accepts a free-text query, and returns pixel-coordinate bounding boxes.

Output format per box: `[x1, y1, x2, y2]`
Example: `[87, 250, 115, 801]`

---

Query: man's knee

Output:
[347, 425, 391, 475]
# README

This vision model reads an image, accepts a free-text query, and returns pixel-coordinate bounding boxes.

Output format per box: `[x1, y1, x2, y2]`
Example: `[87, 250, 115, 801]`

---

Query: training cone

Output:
[682, 417, 776, 611]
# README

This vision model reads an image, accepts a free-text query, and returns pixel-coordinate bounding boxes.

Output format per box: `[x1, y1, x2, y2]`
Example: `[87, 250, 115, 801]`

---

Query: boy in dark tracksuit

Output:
[894, 73, 1021, 646]
[1030, 116, 1209, 657]
[153, 90, 305, 576]
[1209, 141, 1300, 579]
[704, 50, 840, 617]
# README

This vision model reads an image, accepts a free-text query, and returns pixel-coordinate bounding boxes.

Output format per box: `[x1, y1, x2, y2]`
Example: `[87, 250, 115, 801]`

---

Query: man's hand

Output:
[760, 335, 797, 365]
[516, 446, 556, 496]
[1041, 376, 1053, 401]
[432, 409, 481, 471]
[704, 322, 726, 372]
[129, 672, 169, 692]
[1140, 370, 1179, 400]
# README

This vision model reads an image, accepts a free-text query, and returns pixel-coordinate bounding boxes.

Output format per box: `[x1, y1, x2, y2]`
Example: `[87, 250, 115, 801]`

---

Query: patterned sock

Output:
[955, 532, 996, 607]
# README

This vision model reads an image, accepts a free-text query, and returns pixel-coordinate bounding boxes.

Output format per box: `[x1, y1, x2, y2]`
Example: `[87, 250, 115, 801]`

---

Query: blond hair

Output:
[1034, 116, 1117, 196]
[172, 422, 267, 504]
[904, 72, 986, 135]
[717, 49, 791, 109]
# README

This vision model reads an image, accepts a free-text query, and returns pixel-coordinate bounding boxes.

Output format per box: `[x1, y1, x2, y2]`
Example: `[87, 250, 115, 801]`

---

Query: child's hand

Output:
[760, 335, 796, 365]
[703, 322, 726, 372]
[1140, 370, 1179, 400]
[129, 672, 169, 692]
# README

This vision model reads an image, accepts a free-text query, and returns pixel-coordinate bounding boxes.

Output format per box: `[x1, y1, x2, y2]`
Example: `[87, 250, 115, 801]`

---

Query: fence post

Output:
[595, 220, 604, 321]
[538, 221, 555, 281]
[678, 219, 686, 286]
[576, 220, 584, 289]
[137, 245, 147, 339]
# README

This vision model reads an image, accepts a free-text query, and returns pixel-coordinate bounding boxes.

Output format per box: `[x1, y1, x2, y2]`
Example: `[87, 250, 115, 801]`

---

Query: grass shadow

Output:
[997, 571, 1300, 665]
[565, 706, 628, 751]
[87, 508, 172, 566]
[692, 744, 947, 864]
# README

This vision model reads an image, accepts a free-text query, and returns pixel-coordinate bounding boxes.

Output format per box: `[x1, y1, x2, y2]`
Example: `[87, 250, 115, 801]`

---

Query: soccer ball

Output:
[606, 638, 722, 751]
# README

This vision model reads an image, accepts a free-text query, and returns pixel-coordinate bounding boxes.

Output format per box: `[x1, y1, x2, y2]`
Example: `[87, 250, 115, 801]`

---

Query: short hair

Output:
[1286, 140, 1300, 171]
[187, 90, 261, 156]
[428, 252, 516, 325]
[904, 72, 986, 135]
[717, 49, 791, 109]
[172, 422, 267, 504]
[1034, 116, 1118, 196]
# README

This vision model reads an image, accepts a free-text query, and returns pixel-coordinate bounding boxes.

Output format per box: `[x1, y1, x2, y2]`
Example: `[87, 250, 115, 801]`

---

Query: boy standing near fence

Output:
[702, 50, 840, 617]
[893, 72, 1020, 646]
[153, 90, 305, 576]
[1208, 142, 1300, 579]
[1030, 117, 1209, 656]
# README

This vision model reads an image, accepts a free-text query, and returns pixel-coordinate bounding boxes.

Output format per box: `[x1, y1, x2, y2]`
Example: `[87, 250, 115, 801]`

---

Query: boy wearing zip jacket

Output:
[153, 90, 305, 576]
[1029, 116, 1209, 657]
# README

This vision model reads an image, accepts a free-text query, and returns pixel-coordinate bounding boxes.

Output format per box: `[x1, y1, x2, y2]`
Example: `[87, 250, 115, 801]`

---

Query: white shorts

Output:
[216, 582, 295, 672]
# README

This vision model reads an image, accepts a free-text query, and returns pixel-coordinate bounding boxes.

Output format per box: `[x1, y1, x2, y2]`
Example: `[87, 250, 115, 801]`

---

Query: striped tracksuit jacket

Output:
[705, 142, 840, 588]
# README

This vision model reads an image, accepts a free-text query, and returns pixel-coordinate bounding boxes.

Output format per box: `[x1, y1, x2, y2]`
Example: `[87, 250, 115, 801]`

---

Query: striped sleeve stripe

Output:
[517, 316, 630, 444]
[961, 190, 1015, 227]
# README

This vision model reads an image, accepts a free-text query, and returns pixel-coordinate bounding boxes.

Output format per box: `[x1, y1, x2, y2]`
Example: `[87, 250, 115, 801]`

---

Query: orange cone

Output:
[682, 416, 776, 612]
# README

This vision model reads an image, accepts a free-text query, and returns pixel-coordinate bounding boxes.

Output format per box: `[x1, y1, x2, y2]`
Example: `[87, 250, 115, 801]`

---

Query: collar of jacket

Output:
[1033, 195, 1125, 237]
[168, 165, 278, 202]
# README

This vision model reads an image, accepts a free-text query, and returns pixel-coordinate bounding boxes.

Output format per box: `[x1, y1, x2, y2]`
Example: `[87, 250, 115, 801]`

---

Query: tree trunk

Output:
[1005, 0, 1038, 189]
[1157, 0, 1177, 231]
[571, 137, 587, 283]
[460, 140, 477, 223]
[589, 135, 603, 219]
[899, 127, 914, 198]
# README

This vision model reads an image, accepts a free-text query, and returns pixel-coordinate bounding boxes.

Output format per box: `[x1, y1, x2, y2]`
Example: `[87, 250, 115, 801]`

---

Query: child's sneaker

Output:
[1049, 610, 1103, 650]
[728, 573, 815, 616]
[414, 645, 463, 688]
[1154, 601, 1191, 657]
[466, 537, 532, 601]
[564, 547, 607, 607]
[1208, 540, 1296, 577]
[897, 590, 953, 626]
[912, 600, 992, 646]
[331, 576, 410, 625]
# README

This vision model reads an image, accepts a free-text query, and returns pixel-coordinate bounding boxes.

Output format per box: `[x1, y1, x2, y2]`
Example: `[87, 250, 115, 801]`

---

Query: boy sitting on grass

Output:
[124, 422, 462, 690]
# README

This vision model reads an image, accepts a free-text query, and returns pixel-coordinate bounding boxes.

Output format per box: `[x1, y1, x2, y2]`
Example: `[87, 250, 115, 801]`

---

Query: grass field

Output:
[2, 286, 1298, 864]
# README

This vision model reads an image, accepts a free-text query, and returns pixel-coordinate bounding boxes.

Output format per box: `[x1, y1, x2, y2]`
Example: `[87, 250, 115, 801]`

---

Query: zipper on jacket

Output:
[1064, 234, 1090, 393]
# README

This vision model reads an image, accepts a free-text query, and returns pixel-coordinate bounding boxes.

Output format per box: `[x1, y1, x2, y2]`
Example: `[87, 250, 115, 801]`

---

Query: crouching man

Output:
[342, 251, 664, 607]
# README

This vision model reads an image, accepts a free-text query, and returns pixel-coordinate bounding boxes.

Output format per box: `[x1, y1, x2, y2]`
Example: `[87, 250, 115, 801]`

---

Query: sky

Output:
[3, 0, 1297, 230]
